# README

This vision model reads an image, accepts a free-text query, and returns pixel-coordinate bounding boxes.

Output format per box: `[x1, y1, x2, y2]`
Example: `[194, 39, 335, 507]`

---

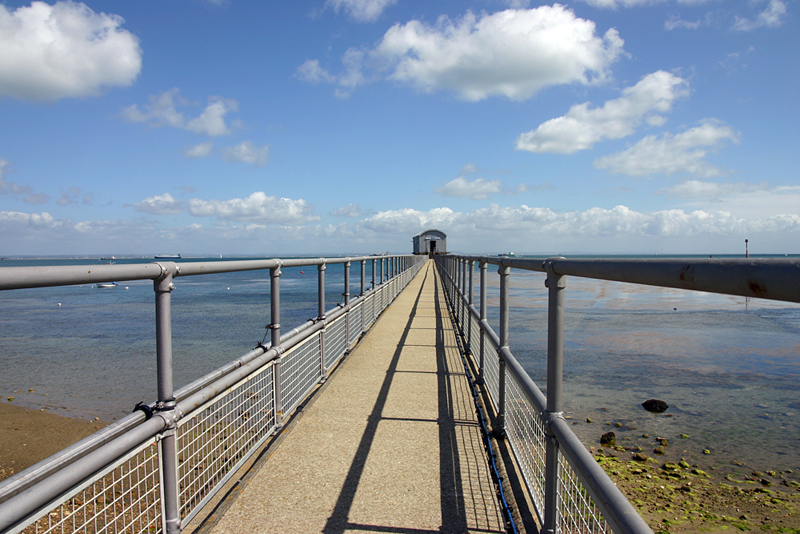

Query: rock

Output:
[586, 417, 594, 423]
[600, 432, 616, 446]
[654, 446, 666, 455]
[633, 452, 648, 462]
[642, 399, 669, 413]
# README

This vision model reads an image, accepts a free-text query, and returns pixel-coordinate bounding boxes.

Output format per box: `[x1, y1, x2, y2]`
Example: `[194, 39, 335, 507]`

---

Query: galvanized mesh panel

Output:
[324, 315, 348, 370]
[364, 293, 376, 326]
[505, 371, 547, 515]
[483, 340, 500, 410]
[348, 302, 363, 345]
[177, 362, 277, 520]
[558, 454, 610, 534]
[281, 332, 323, 416]
[468, 314, 480, 358]
[21, 439, 161, 534]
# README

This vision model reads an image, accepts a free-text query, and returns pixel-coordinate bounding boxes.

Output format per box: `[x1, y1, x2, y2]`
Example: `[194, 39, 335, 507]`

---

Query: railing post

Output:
[467, 260, 474, 355]
[154, 265, 181, 534]
[361, 259, 366, 334]
[544, 259, 566, 534]
[477, 261, 487, 385]
[360, 259, 366, 296]
[494, 262, 510, 438]
[270, 264, 283, 427]
[318, 261, 327, 378]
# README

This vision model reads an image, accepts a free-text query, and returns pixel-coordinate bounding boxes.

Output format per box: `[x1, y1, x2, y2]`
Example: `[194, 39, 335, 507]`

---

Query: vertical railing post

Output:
[318, 261, 327, 378]
[360, 259, 366, 296]
[494, 262, 510, 438]
[477, 261, 487, 384]
[154, 265, 180, 534]
[360, 259, 366, 333]
[466, 259, 474, 355]
[344, 259, 351, 354]
[543, 259, 566, 534]
[344, 260, 350, 306]
[270, 264, 283, 427]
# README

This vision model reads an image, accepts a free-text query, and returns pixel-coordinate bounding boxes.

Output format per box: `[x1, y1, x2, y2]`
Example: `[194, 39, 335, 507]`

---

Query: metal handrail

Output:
[437, 254, 800, 534]
[0, 254, 424, 534]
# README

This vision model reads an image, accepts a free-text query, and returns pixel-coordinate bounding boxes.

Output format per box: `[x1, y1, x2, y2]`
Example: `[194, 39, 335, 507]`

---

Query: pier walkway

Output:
[205, 260, 508, 533]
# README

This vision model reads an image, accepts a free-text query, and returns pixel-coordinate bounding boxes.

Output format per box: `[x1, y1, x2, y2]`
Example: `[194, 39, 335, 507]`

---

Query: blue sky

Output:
[0, 0, 797, 256]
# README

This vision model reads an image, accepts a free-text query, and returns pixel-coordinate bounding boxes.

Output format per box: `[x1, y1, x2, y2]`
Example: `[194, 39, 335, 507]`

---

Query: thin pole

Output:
[544, 259, 566, 534]
[154, 267, 180, 534]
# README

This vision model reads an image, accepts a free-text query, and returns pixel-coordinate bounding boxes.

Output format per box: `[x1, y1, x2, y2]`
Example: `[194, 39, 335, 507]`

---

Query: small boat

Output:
[154, 254, 181, 260]
[96, 282, 118, 288]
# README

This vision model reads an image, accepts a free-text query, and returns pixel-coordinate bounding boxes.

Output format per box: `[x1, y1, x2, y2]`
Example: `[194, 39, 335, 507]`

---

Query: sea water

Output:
[1, 256, 798, 476]
[481, 264, 800, 477]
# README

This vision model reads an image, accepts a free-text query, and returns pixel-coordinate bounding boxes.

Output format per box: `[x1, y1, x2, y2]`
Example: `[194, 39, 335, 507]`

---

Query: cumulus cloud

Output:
[733, 0, 786, 30]
[436, 177, 503, 200]
[183, 142, 214, 158]
[355, 203, 800, 245]
[658, 180, 765, 200]
[122, 89, 239, 137]
[134, 192, 185, 215]
[188, 192, 319, 224]
[332, 203, 364, 217]
[326, 0, 396, 22]
[301, 6, 624, 101]
[0, 158, 31, 195]
[594, 120, 740, 177]
[0, 1, 141, 102]
[516, 71, 689, 154]
[222, 141, 270, 167]
[660, 182, 800, 220]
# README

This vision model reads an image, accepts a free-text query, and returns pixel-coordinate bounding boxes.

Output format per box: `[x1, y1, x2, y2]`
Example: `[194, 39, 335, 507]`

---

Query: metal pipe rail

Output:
[434, 254, 800, 534]
[0, 254, 424, 534]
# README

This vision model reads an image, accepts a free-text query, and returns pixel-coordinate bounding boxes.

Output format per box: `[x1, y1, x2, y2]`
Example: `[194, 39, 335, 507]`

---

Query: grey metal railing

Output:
[435, 254, 800, 534]
[0, 254, 424, 534]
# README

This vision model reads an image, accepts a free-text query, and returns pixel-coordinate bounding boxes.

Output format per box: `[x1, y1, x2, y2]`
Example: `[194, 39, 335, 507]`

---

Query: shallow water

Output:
[2, 257, 798, 477]
[490, 270, 800, 475]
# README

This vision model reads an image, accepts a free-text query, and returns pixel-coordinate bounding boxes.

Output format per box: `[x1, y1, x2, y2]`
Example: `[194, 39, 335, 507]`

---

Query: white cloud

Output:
[187, 192, 319, 224]
[333, 203, 364, 217]
[0, 1, 141, 102]
[222, 141, 270, 167]
[0, 158, 32, 195]
[185, 98, 239, 136]
[662, 182, 800, 220]
[594, 120, 740, 177]
[658, 180, 764, 200]
[57, 187, 83, 206]
[122, 89, 239, 137]
[183, 142, 214, 158]
[326, 0, 396, 22]
[297, 59, 337, 84]
[435, 176, 503, 200]
[665, 14, 703, 30]
[134, 192, 185, 215]
[516, 71, 688, 154]
[354, 203, 800, 248]
[733, 0, 786, 30]
[303, 6, 625, 101]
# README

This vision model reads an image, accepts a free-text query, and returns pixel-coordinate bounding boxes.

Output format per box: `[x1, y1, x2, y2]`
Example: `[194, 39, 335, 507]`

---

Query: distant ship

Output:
[497, 252, 516, 257]
[154, 253, 181, 260]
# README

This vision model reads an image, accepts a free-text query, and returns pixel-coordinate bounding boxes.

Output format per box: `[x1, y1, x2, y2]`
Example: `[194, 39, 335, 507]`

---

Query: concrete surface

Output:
[208, 260, 506, 533]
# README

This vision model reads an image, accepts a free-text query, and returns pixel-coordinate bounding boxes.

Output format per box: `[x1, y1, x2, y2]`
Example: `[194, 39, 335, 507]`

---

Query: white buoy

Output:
[57, 303, 62, 307]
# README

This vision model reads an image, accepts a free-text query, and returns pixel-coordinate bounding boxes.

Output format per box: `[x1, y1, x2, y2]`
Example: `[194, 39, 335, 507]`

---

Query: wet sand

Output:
[0, 401, 106, 482]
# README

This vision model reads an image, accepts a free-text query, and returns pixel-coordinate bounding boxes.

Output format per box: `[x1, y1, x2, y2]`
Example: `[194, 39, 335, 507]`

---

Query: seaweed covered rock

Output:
[642, 399, 669, 413]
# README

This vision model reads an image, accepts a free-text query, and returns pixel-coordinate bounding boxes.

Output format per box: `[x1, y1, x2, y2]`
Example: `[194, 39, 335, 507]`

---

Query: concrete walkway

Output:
[208, 260, 506, 533]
